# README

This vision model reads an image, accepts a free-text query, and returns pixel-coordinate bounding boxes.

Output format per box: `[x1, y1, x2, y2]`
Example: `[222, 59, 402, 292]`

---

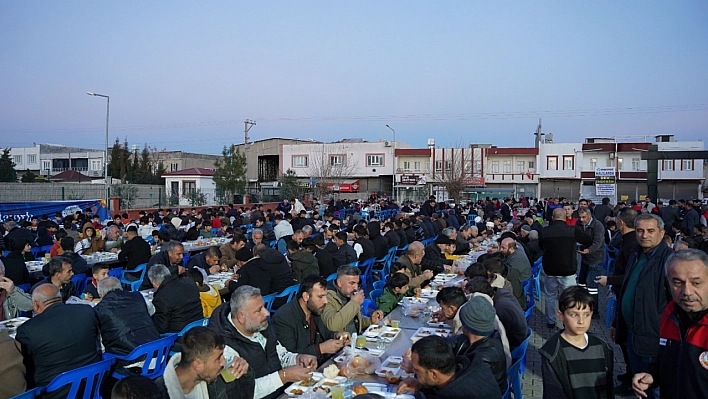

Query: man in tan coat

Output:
[321, 265, 383, 334]
[0, 335, 25, 398]
[395, 241, 433, 288]
[219, 234, 247, 270]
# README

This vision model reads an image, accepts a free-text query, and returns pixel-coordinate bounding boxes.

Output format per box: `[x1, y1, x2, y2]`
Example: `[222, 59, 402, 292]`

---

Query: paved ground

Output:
[521, 282, 632, 399]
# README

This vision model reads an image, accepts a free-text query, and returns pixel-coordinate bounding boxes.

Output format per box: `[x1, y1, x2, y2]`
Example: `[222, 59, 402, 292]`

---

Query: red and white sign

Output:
[328, 179, 360, 193]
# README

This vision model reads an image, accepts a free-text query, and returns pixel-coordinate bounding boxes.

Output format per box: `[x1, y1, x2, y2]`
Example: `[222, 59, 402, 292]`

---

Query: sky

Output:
[1, 2, 707, 155]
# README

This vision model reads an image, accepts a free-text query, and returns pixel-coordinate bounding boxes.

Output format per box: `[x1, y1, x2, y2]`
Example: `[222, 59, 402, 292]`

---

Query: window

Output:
[90, 160, 102, 171]
[590, 158, 597, 170]
[435, 160, 443, 172]
[474, 161, 482, 174]
[516, 161, 525, 173]
[42, 160, 51, 172]
[444, 161, 452, 171]
[293, 156, 308, 167]
[631, 158, 640, 171]
[681, 160, 691, 170]
[170, 163, 179, 172]
[503, 161, 511, 173]
[528, 161, 534, 169]
[563, 156, 574, 170]
[664, 160, 673, 171]
[183, 181, 196, 196]
[491, 161, 500, 173]
[607, 159, 614, 167]
[367, 154, 384, 167]
[425, 161, 430, 172]
[27, 154, 37, 164]
[414, 161, 421, 171]
[402, 161, 410, 170]
[618, 158, 623, 170]
[13, 155, 22, 165]
[547, 156, 558, 170]
[330, 155, 344, 166]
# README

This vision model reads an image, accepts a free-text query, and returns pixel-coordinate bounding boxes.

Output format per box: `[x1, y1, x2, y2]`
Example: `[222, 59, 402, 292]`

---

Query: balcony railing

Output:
[396, 168, 431, 173]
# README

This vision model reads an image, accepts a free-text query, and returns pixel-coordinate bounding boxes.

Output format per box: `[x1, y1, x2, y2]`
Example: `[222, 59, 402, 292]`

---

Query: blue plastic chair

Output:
[361, 299, 376, 317]
[326, 273, 337, 282]
[72, 274, 88, 294]
[357, 258, 376, 294]
[510, 328, 532, 375]
[103, 334, 178, 380]
[44, 358, 114, 399]
[605, 295, 617, 328]
[504, 354, 524, 399]
[274, 284, 300, 305]
[120, 263, 147, 292]
[167, 318, 210, 356]
[370, 288, 383, 303]
[182, 253, 191, 266]
[108, 267, 123, 279]
[263, 292, 278, 312]
[531, 257, 543, 302]
[523, 280, 534, 323]
[269, 240, 278, 249]
[30, 245, 53, 260]
[17, 283, 31, 293]
[373, 280, 386, 291]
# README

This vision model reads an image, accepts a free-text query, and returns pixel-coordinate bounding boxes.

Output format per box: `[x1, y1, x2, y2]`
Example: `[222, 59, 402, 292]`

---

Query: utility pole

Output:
[243, 119, 256, 190]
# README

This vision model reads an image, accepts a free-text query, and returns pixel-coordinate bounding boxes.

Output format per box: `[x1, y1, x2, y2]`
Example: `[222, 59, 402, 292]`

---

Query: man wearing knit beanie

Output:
[451, 296, 508, 395]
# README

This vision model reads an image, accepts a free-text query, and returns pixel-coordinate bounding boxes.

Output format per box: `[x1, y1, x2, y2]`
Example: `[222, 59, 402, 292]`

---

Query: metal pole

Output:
[386, 125, 396, 202]
[87, 92, 110, 207]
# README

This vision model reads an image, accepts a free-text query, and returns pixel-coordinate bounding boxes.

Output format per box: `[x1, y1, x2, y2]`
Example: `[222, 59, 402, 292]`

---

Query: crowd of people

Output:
[0, 193, 706, 399]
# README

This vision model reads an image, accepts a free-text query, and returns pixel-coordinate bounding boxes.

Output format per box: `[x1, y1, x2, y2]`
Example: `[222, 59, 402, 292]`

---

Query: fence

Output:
[0, 183, 167, 210]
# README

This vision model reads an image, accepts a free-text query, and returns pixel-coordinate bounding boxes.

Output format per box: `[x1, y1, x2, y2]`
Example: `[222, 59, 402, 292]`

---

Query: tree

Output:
[213, 145, 247, 202]
[107, 137, 132, 183]
[307, 143, 358, 200]
[0, 148, 17, 182]
[430, 145, 479, 203]
[278, 169, 304, 201]
[21, 169, 37, 182]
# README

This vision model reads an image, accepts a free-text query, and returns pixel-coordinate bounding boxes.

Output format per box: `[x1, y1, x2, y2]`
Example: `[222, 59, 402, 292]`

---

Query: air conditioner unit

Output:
[384, 141, 391, 147]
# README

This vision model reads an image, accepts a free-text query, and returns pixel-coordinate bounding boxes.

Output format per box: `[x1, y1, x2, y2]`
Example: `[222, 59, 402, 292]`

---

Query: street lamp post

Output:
[386, 124, 396, 202]
[86, 92, 110, 208]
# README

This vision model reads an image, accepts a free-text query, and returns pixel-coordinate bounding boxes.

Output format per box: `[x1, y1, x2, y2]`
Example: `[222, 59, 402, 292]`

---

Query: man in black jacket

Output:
[539, 208, 592, 328]
[141, 240, 185, 290]
[313, 234, 337, 278]
[16, 284, 100, 398]
[272, 275, 348, 365]
[593, 197, 614, 227]
[94, 276, 160, 356]
[209, 285, 317, 399]
[186, 246, 222, 277]
[449, 296, 507, 394]
[421, 235, 454, 275]
[614, 214, 673, 399]
[397, 335, 501, 399]
[352, 225, 376, 262]
[118, 228, 152, 271]
[31, 256, 76, 303]
[148, 264, 203, 334]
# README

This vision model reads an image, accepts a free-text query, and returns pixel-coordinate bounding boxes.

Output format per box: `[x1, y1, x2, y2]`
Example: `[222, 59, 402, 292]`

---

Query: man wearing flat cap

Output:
[420, 235, 454, 276]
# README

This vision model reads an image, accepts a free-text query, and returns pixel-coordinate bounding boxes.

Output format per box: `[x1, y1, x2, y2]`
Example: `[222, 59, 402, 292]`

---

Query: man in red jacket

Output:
[632, 249, 708, 399]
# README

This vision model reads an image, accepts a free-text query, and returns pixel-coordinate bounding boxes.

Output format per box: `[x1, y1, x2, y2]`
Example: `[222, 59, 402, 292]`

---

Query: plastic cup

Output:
[331, 386, 345, 399]
[220, 368, 237, 383]
[390, 320, 400, 328]
[355, 335, 367, 348]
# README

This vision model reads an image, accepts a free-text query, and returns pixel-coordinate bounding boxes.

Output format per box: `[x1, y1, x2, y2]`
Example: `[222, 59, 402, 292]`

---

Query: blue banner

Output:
[0, 200, 111, 223]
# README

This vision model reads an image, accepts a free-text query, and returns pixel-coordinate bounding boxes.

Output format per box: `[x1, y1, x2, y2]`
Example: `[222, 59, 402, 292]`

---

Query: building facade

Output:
[9, 144, 106, 180]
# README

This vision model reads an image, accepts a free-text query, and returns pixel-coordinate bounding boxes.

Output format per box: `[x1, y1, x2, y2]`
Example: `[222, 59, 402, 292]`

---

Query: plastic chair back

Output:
[182, 253, 191, 266]
[17, 283, 31, 293]
[523, 280, 534, 323]
[263, 292, 278, 312]
[269, 240, 278, 248]
[373, 280, 386, 291]
[605, 296, 617, 328]
[357, 258, 376, 294]
[120, 263, 147, 292]
[370, 288, 383, 303]
[506, 354, 524, 399]
[44, 358, 114, 399]
[361, 299, 376, 317]
[108, 267, 123, 279]
[72, 274, 88, 294]
[177, 318, 210, 337]
[326, 273, 337, 282]
[103, 334, 178, 380]
[275, 284, 300, 304]
[510, 328, 532, 374]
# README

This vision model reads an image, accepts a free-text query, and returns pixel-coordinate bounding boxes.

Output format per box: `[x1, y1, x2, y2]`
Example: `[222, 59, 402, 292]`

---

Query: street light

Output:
[386, 124, 396, 202]
[86, 91, 110, 207]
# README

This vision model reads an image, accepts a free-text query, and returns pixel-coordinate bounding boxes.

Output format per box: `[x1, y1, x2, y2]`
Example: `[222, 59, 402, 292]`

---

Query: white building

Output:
[537, 142, 584, 199]
[162, 168, 217, 206]
[484, 147, 540, 198]
[9, 144, 105, 180]
[280, 139, 411, 195]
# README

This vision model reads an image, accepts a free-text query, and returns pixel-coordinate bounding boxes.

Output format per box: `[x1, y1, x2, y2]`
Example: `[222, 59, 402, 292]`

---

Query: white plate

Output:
[361, 382, 388, 392]
[284, 385, 309, 396]
[402, 297, 429, 305]
[363, 325, 384, 337]
[375, 356, 402, 377]
[419, 289, 439, 299]
[378, 327, 402, 342]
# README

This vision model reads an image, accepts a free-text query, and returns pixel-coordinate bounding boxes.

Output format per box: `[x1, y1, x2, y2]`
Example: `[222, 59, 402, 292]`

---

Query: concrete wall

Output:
[0, 183, 167, 210]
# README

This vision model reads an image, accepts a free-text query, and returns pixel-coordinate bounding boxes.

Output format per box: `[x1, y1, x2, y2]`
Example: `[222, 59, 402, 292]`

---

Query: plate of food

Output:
[284, 385, 309, 396]
[427, 315, 447, 327]
[363, 324, 384, 337]
[375, 356, 402, 377]
[419, 289, 439, 299]
[403, 296, 429, 305]
[378, 327, 401, 342]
